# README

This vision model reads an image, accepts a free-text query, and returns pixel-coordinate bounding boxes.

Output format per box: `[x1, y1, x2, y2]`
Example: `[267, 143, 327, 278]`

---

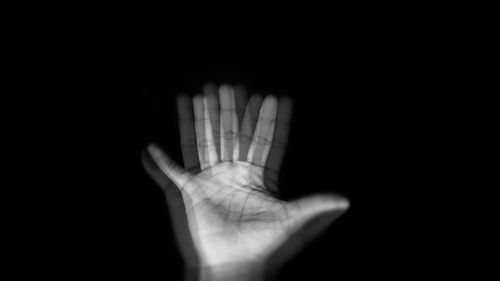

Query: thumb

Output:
[143, 143, 191, 190]
[287, 194, 350, 226]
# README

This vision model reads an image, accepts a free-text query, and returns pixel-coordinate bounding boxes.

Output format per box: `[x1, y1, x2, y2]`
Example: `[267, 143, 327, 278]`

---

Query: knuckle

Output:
[254, 135, 272, 145]
[224, 130, 238, 140]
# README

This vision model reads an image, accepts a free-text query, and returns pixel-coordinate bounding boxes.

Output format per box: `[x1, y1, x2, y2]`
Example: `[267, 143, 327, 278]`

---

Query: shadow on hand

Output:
[141, 151, 201, 281]
[264, 206, 346, 280]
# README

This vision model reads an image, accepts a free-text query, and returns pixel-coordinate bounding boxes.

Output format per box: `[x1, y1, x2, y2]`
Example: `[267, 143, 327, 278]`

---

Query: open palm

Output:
[143, 84, 349, 271]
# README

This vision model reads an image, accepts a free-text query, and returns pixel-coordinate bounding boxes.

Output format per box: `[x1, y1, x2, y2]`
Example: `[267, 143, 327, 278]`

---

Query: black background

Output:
[50, 24, 440, 280]
[9, 6, 482, 280]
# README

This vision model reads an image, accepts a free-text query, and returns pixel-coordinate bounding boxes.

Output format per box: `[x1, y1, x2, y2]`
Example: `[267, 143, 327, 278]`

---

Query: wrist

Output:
[197, 261, 265, 281]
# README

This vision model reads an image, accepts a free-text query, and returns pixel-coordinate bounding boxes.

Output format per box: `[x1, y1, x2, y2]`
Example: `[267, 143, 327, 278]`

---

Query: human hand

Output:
[143, 84, 350, 280]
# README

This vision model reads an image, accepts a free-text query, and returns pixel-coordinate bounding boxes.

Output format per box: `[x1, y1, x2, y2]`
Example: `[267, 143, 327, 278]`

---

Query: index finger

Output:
[264, 96, 293, 189]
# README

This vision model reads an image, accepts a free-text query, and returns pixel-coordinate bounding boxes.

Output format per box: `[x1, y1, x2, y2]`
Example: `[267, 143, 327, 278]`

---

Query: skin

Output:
[143, 84, 350, 281]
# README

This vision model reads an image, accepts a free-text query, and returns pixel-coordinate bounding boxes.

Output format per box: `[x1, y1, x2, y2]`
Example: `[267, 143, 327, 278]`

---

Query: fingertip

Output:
[310, 193, 351, 213]
[326, 194, 350, 211]
[177, 94, 194, 118]
[177, 93, 190, 103]
[193, 95, 204, 113]
[147, 143, 160, 156]
[205, 90, 219, 110]
[219, 84, 235, 107]
[265, 95, 278, 105]
[219, 83, 232, 94]
[261, 95, 278, 115]
[203, 82, 217, 96]
[249, 94, 263, 105]
[193, 94, 203, 103]
[337, 198, 350, 210]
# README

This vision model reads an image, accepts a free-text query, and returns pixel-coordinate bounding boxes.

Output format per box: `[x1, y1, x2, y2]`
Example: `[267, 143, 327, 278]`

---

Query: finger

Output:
[141, 150, 174, 191]
[234, 84, 248, 128]
[177, 94, 200, 172]
[247, 95, 278, 166]
[264, 97, 293, 189]
[193, 95, 218, 169]
[219, 84, 239, 161]
[203, 83, 221, 159]
[239, 95, 263, 161]
[146, 144, 192, 189]
[288, 194, 350, 227]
